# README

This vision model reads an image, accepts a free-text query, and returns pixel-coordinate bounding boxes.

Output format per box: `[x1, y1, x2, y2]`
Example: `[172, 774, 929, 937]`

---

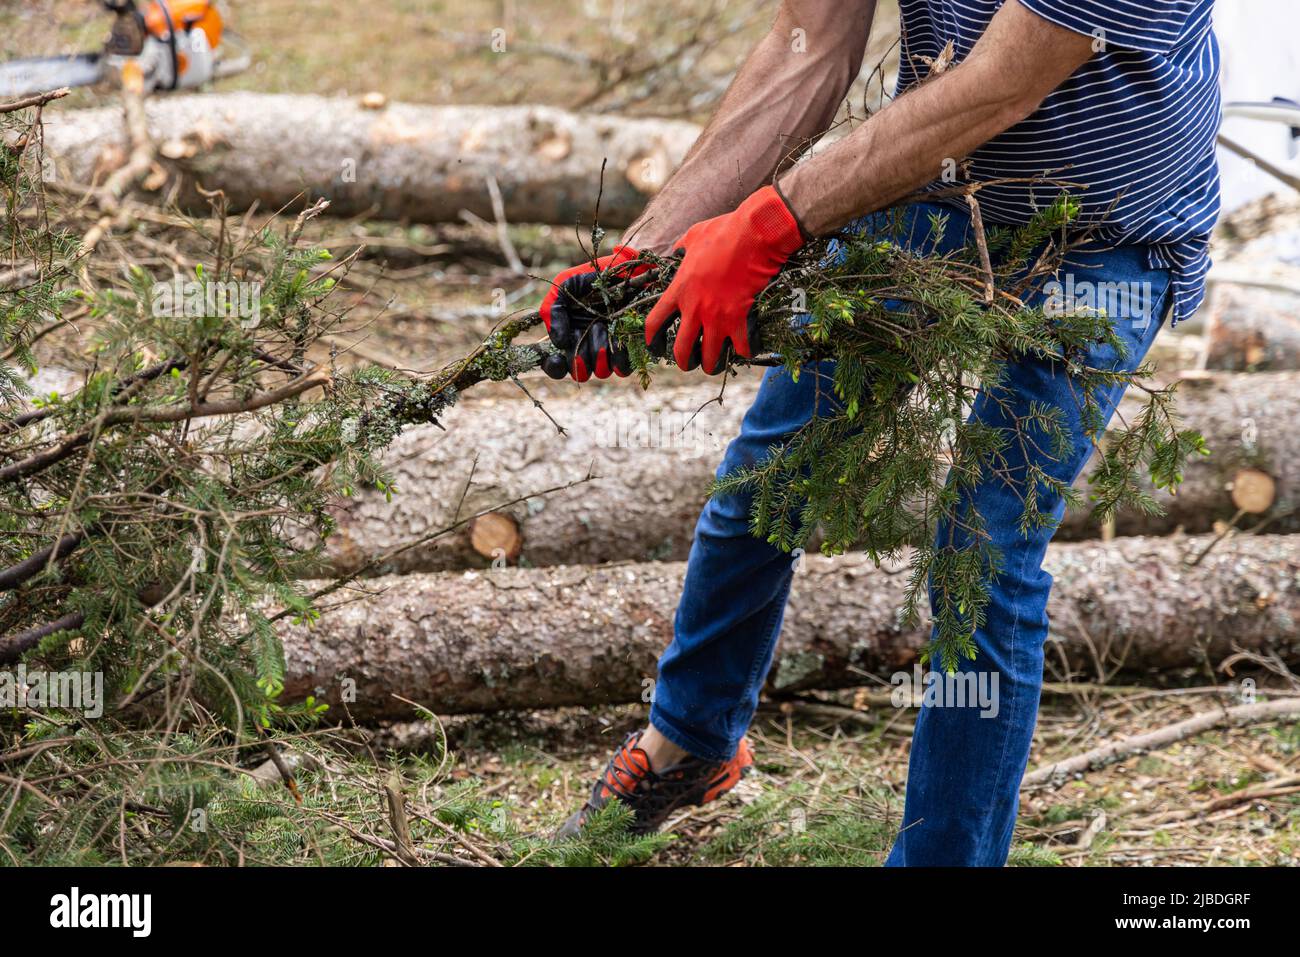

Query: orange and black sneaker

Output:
[555, 731, 754, 839]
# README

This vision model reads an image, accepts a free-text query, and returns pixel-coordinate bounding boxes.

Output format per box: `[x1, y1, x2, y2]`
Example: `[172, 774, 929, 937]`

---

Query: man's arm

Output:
[778, 1, 1095, 235]
[642, 0, 1099, 373]
[626, 0, 878, 254]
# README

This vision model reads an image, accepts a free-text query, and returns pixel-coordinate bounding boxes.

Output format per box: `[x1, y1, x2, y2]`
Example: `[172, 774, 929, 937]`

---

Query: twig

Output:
[483, 174, 525, 275]
[1023, 697, 1300, 787]
[1184, 510, 1243, 567]
[1217, 132, 1300, 196]
[451, 455, 479, 524]
[254, 727, 302, 805]
[964, 189, 995, 306]
[82, 76, 155, 259]
[509, 374, 566, 435]
[261, 470, 598, 624]
[383, 770, 420, 866]
[405, 805, 504, 868]
[1132, 773, 1300, 827]
[0, 87, 69, 114]
[0, 366, 331, 484]
[0, 530, 84, 595]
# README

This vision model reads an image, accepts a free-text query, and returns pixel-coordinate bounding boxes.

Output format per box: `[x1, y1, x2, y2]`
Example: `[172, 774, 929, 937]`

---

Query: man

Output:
[543, 0, 1219, 866]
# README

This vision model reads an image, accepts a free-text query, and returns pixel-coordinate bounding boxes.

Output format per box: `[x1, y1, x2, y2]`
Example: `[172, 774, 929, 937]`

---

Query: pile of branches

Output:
[0, 88, 1201, 862]
[482, 193, 1203, 668]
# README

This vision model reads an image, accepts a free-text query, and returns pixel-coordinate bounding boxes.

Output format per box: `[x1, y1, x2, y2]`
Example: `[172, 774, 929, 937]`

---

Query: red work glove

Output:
[540, 246, 648, 382]
[644, 185, 806, 374]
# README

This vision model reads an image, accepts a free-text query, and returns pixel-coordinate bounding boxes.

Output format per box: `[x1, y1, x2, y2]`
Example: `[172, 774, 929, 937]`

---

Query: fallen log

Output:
[280, 533, 1300, 721]
[322, 377, 750, 575]
[1204, 283, 1300, 371]
[42, 93, 700, 227]
[323, 370, 1300, 576]
[1057, 370, 1299, 538]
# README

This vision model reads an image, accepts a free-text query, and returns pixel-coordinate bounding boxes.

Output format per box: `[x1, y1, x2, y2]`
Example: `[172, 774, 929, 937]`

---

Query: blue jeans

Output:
[648, 201, 1173, 866]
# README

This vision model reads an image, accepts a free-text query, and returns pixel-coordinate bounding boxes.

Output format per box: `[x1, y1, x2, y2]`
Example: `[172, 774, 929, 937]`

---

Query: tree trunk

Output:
[1204, 284, 1300, 371]
[42, 93, 700, 227]
[321, 376, 752, 575]
[280, 533, 1300, 721]
[322, 370, 1300, 576]
[1057, 370, 1300, 538]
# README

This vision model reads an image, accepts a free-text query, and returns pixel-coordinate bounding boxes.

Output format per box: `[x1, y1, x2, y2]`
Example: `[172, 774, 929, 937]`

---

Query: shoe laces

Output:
[597, 732, 656, 801]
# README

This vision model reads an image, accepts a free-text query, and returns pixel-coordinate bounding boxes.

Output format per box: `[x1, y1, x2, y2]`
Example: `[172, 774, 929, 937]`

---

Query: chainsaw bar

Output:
[0, 54, 104, 100]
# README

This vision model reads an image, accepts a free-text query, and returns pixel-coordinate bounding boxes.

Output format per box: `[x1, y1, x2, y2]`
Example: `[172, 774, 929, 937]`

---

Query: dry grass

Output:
[1, 0, 784, 116]
[408, 685, 1300, 866]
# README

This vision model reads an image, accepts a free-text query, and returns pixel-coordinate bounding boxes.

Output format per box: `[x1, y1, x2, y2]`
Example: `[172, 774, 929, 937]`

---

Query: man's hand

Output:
[644, 186, 805, 374]
[540, 246, 647, 381]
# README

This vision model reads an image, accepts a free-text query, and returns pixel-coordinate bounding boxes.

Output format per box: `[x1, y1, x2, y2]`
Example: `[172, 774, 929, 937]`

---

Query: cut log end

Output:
[535, 130, 572, 161]
[468, 511, 522, 562]
[1230, 467, 1277, 514]
[625, 149, 669, 194]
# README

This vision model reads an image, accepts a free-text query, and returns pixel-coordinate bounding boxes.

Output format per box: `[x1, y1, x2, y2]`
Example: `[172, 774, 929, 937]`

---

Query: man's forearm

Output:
[778, 0, 1095, 236]
[626, 0, 877, 253]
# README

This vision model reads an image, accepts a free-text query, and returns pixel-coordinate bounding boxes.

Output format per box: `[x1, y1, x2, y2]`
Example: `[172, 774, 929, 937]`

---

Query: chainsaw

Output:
[0, 0, 250, 99]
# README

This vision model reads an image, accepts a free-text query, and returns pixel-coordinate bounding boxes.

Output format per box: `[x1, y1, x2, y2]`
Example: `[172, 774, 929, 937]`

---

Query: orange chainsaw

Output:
[0, 0, 249, 99]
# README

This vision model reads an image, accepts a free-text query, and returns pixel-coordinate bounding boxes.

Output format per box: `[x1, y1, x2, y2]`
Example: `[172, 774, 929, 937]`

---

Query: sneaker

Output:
[555, 731, 754, 839]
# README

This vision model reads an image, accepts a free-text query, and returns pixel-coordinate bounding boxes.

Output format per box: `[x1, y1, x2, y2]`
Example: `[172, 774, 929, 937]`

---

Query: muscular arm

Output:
[626, 0, 878, 253]
[778, 0, 1097, 235]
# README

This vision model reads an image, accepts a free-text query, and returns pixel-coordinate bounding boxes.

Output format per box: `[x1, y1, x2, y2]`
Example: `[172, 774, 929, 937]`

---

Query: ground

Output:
[5, 0, 1299, 866]
[389, 681, 1300, 866]
[1, 0, 785, 112]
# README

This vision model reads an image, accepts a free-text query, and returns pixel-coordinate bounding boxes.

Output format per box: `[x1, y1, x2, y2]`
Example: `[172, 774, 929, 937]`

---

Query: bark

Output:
[1057, 370, 1300, 538]
[321, 377, 750, 575]
[42, 93, 700, 227]
[323, 370, 1300, 576]
[280, 533, 1300, 721]
[1204, 284, 1300, 371]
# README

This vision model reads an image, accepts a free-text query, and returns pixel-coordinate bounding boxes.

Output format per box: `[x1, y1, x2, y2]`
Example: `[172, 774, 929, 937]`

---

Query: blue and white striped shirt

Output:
[898, 0, 1221, 325]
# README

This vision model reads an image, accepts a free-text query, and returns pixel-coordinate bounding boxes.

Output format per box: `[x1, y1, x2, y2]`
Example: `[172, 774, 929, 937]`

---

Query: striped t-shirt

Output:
[898, 0, 1221, 325]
